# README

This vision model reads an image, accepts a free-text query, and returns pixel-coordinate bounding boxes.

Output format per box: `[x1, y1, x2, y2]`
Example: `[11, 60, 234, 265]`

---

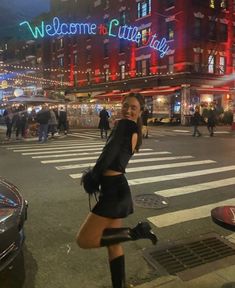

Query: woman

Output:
[76, 93, 157, 288]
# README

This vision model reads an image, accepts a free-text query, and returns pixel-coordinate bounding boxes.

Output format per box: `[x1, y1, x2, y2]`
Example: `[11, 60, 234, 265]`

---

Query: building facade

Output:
[45, 0, 235, 124]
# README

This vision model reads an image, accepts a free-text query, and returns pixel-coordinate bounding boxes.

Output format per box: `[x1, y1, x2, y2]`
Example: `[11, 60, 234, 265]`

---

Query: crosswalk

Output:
[3, 138, 235, 232]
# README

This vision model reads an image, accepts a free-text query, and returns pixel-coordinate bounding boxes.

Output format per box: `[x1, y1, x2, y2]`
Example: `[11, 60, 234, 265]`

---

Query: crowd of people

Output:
[2, 105, 68, 142]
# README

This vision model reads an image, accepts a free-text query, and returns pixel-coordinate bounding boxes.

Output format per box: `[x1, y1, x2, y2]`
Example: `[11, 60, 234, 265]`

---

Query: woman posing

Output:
[76, 93, 157, 288]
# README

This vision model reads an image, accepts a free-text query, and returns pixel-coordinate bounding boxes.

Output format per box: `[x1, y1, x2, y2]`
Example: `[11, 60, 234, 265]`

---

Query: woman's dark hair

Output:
[122, 93, 145, 152]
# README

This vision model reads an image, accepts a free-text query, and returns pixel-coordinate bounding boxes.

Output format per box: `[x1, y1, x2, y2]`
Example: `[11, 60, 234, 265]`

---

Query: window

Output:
[59, 57, 64, 67]
[209, 21, 216, 40]
[86, 49, 91, 63]
[74, 54, 78, 65]
[220, 0, 228, 9]
[166, 0, 175, 9]
[210, 0, 215, 8]
[87, 71, 91, 83]
[103, 0, 109, 9]
[105, 68, 109, 82]
[136, 59, 150, 76]
[142, 59, 150, 76]
[137, 28, 151, 47]
[120, 11, 127, 25]
[104, 43, 109, 58]
[167, 22, 174, 40]
[137, 0, 151, 19]
[208, 55, 215, 73]
[119, 39, 126, 53]
[59, 38, 64, 49]
[169, 56, 174, 73]
[219, 56, 226, 74]
[193, 18, 202, 39]
[120, 64, 125, 80]
[219, 23, 228, 42]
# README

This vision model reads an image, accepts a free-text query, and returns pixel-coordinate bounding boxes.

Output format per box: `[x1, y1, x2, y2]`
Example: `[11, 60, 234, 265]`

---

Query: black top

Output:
[93, 119, 138, 178]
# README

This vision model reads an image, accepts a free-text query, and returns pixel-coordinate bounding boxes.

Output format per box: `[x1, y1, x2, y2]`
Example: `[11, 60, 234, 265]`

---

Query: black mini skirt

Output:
[92, 174, 134, 219]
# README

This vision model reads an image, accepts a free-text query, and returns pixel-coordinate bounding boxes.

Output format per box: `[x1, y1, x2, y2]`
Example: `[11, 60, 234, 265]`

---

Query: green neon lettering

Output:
[108, 19, 119, 37]
[19, 21, 45, 39]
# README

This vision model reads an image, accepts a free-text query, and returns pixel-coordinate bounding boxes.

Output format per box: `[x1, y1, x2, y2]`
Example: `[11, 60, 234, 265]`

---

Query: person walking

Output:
[77, 93, 157, 288]
[142, 107, 149, 138]
[58, 106, 68, 135]
[48, 108, 58, 139]
[98, 107, 110, 139]
[4, 108, 13, 140]
[207, 106, 216, 137]
[36, 105, 51, 143]
[191, 106, 202, 137]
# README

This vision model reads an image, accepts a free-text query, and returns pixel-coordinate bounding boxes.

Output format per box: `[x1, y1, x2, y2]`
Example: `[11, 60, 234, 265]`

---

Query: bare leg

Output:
[76, 212, 122, 249]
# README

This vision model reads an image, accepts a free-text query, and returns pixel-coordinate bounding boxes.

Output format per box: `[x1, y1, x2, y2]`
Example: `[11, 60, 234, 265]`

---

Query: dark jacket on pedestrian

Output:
[191, 111, 201, 125]
[98, 109, 110, 130]
[207, 109, 216, 127]
[36, 109, 51, 124]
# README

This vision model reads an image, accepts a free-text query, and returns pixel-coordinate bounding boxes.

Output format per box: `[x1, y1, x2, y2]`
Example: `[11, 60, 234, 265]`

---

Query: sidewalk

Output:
[135, 233, 235, 288]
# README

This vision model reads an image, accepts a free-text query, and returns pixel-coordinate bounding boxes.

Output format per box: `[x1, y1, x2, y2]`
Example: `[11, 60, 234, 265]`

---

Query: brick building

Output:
[45, 0, 235, 124]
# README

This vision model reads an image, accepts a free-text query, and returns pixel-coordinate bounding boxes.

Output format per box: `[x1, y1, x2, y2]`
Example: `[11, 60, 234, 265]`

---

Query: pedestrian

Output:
[36, 104, 51, 143]
[98, 106, 110, 139]
[76, 93, 157, 288]
[48, 108, 58, 139]
[207, 106, 216, 137]
[4, 108, 13, 140]
[58, 106, 68, 135]
[142, 107, 149, 138]
[191, 106, 202, 137]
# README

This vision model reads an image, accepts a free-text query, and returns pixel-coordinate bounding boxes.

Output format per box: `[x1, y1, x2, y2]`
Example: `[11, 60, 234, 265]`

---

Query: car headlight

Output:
[0, 209, 15, 233]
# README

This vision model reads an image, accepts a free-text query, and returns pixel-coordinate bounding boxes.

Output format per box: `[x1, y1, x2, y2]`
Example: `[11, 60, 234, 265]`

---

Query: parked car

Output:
[0, 177, 27, 271]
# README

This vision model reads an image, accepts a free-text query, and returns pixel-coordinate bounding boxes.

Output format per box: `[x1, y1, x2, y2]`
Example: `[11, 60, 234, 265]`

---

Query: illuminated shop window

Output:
[137, 0, 151, 19]
[167, 22, 174, 40]
[219, 56, 226, 74]
[105, 68, 109, 82]
[169, 56, 174, 73]
[120, 64, 125, 80]
[208, 55, 215, 73]
[210, 0, 215, 8]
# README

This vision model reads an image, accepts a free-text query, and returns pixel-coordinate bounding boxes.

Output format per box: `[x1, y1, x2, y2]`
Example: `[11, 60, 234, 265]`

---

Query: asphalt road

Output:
[0, 127, 235, 288]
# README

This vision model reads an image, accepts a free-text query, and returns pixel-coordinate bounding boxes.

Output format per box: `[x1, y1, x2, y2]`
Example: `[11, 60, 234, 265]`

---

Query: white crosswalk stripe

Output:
[148, 198, 235, 228]
[2, 138, 235, 232]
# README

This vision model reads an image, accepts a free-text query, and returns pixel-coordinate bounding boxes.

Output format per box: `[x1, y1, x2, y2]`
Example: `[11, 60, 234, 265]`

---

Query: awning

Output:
[193, 87, 230, 94]
[139, 86, 181, 96]
[94, 91, 123, 100]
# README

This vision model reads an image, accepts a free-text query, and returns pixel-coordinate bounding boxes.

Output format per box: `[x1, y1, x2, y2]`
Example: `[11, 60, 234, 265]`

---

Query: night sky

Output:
[0, 0, 50, 39]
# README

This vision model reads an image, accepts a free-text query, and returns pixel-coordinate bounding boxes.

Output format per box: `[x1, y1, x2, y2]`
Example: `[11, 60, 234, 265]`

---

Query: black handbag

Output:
[81, 168, 100, 195]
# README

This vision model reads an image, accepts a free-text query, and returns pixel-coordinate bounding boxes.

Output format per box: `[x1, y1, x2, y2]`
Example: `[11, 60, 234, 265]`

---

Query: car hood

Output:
[0, 178, 22, 209]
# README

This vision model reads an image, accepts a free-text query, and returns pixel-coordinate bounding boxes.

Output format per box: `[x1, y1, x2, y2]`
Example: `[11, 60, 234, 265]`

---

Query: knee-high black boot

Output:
[100, 222, 157, 247]
[109, 255, 126, 288]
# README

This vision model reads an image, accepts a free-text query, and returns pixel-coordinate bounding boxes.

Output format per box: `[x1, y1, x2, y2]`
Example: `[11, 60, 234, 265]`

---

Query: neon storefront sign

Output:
[20, 17, 170, 58]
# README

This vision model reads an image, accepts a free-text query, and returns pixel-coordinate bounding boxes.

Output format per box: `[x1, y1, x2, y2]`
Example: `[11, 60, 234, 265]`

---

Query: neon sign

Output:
[20, 17, 170, 58]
